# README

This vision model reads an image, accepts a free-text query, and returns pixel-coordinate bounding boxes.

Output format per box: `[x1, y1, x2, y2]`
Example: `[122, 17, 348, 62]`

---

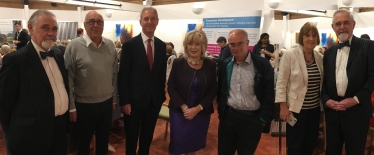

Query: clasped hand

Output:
[184, 107, 200, 120]
[326, 98, 357, 111]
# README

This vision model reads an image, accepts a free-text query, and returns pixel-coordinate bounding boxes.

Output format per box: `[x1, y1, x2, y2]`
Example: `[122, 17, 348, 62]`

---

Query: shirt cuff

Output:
[69, 109, 76, 112]
[353, 96, 360, 104]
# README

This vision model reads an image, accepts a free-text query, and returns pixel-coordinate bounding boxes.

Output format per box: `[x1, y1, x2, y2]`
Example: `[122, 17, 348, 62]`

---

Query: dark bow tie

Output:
[40, 50, 54, 59]
[337, 41, 350, 49]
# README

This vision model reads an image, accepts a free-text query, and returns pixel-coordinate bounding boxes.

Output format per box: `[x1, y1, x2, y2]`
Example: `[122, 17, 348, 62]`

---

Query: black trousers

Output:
[75, 98, 113, 155]
[10, 114, 68, 155]
[286, 108, 320, 155]
[124, 103, 162, 155]
[218, 106, 263, 155]
[325, 111, 370, 155]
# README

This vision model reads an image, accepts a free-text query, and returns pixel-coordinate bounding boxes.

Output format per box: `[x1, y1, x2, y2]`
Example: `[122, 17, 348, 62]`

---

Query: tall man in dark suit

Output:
[322, 9, 374, 155]
[118, 6, 166, 155]
[0, 10, 69, 155]
[13, 22, 29, 50]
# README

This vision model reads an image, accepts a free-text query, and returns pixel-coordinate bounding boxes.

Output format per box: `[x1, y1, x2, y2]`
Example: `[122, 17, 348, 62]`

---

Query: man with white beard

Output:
[322, 9, 374, 155]
[0, 10, 69, 155]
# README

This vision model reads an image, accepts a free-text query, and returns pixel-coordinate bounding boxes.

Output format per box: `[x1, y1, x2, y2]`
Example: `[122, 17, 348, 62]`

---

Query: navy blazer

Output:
[217, 52, 274, 124]
[168, 58, 217, 114]
[322, 36, 374, 121]
[118, 33, 166, 110]
[0, 43, 68, 154]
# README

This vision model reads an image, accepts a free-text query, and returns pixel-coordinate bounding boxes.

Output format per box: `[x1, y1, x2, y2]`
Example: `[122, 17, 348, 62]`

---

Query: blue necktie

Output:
[337, 41, 350, 49]
[40, 50, 54, 59]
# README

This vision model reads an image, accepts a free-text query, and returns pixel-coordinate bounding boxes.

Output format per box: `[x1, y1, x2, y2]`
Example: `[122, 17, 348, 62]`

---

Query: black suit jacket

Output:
[118, 33, 166, 110]
[14, 30, 29, 50]
[322, 36, 374, 121]
[0, 43, 69, 154]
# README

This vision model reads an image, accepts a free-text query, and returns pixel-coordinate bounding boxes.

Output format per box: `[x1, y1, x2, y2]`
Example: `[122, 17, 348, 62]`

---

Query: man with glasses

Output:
[217, 29, 274, 155]
[64, 10, 118, 155]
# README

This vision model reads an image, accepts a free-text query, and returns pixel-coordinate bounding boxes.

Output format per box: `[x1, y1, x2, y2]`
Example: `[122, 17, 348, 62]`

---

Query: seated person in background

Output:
[166, 42, 177, 56]
[361, 34, 371, 40]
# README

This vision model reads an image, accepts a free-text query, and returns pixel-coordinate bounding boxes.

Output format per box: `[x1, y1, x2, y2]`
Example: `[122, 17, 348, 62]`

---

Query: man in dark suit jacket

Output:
[13, 22, 29, 50]
[118, 6, 166, 155]
[0, 10, 69, 155]
[322, 9, 374, 155]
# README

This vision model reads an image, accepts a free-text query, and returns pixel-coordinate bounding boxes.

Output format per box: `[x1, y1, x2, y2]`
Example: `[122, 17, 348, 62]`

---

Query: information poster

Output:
[202, 16, 261, 55]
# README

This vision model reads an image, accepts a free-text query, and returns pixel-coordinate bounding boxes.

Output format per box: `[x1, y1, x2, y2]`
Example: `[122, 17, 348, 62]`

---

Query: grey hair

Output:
[140, 6, 158, 20]
[228, 29, 248, 40]
[28, 10, 56, 26]
[332, 9, 355, 24]
[1, 45, 11, 53]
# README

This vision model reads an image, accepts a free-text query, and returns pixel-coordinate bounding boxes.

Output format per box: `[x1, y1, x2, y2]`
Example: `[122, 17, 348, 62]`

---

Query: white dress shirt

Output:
[32, 40, 69, 116]
[335, 37, 359, 103]
[141, 32, 155, 60]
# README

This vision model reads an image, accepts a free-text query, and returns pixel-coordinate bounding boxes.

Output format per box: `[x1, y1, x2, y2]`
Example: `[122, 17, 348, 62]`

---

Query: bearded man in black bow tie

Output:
[322, 9, 374, 155]
[0, 10, 69, 155]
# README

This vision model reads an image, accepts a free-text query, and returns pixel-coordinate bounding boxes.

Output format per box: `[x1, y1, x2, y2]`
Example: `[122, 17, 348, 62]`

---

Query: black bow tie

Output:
[40, 50, 54, 59]
[337, 41, 350, 49]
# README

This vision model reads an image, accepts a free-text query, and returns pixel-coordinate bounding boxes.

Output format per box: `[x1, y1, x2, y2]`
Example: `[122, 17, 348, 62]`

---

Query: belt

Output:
[226, 105, 258, 116]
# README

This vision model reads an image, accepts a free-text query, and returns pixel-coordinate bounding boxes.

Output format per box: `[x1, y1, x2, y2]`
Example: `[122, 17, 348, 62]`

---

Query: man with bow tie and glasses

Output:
[322, 9, 374, 155]
[64, 10, 118, 155]
[0, 10, 69, 155]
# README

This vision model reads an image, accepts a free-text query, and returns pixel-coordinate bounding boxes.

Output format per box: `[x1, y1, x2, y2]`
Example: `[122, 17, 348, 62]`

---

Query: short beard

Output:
[338, 33, 349, 42]
[42, 39, 55, 50]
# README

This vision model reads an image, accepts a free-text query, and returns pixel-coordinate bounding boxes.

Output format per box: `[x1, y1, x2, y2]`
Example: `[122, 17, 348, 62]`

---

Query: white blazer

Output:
[275, 46, 324, 113]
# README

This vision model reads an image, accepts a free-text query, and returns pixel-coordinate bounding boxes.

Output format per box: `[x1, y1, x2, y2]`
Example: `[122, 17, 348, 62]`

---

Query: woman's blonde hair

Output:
[183, 30, 207, 59]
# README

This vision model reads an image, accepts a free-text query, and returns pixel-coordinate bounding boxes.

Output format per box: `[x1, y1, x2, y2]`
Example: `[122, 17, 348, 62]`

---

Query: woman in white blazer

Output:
[275, 22, 324, 155]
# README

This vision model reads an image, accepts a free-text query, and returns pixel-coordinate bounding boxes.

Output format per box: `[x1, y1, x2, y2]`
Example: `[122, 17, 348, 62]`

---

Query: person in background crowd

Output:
[114, 41, 122, 60]
[167, 30, 217, 155]
[361, 34, 371, 40]
[166, 44, 173, 64]
[22, 28, 31, 44]
[276, 22, 324, 155]
[166, 42, 177, 56]
[64, 10, 118, 155]
[118, 6, 166, 155]
[322, 9, 374, 155]
[253, 33, 275, 60]
[216, 36, 231, 60]
[0, 45, 10, 57]
[77, 28, 84, 37]
[13, 22, 29, 50]
[0, 45, 11, 67]
[217, 29, 274, 155]
[0, 9, 69, 155]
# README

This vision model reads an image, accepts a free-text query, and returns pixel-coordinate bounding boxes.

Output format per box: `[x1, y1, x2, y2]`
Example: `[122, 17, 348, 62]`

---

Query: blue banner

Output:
[202, 17, 261, 28]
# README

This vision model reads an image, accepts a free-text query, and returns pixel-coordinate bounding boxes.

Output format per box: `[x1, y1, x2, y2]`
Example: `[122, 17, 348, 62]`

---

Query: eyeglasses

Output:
[85, 20, 104, 25]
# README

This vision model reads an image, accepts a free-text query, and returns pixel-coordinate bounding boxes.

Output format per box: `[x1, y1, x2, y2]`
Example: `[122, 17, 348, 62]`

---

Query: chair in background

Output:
[158, 103, 170, 140]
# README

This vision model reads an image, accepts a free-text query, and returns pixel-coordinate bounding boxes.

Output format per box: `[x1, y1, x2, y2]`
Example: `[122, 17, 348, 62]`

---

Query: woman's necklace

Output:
[304, 52, 314, 63]
[187, 58, 200, 65]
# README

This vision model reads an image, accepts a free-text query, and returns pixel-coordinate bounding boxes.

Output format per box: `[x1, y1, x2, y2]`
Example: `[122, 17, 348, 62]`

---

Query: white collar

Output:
[83, 34, 105, 47]
[141, 31, 154, 43]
